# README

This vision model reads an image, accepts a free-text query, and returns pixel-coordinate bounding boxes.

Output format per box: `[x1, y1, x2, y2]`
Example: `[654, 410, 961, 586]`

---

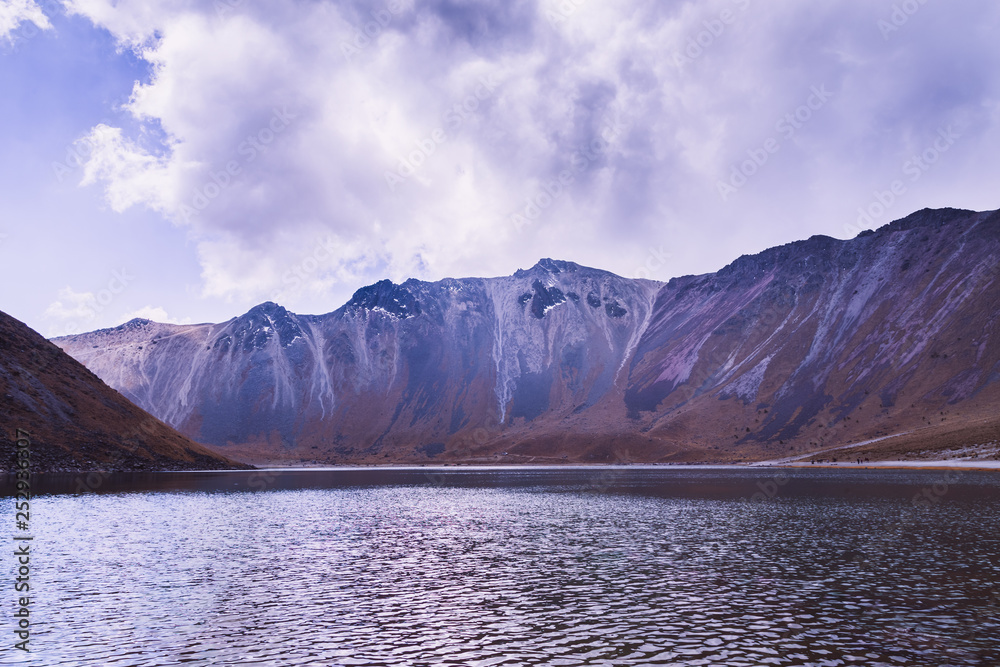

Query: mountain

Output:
[0, 310, 247, 472]
[54, 259, 663, 464]
[53, 208, 1000, 465]
[625, 207, 1000, 462]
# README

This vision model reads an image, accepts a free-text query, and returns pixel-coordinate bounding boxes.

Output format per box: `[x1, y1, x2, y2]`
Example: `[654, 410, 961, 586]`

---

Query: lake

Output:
[3, 466, 1000, 666]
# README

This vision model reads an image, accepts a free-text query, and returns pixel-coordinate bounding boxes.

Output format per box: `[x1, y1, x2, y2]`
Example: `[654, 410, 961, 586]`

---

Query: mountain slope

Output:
[625, 207, 1000, 461]
[0, 310, 247, 472]
[53, 208, 1000, 464]
[56, 260, 663, 463]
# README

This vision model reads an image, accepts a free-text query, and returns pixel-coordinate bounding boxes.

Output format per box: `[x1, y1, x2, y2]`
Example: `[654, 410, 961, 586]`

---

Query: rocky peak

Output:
[513, 258, 582, 279]
[217, 301, 304, 352]
[885, 207, 976, 233]
[72, 317, 154, 339]
[347, 279, 421, 318]
[246, 301, 285, 317]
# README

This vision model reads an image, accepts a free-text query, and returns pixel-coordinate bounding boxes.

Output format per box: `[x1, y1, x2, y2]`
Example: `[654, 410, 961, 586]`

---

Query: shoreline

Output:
[768, 460, 1000, 471]
[8, 459, 1000, 476]
[24, 460, 1000, 474]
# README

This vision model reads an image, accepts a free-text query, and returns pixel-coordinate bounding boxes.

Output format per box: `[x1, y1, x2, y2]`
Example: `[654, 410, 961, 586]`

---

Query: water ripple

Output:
[2, 470, 999, 665]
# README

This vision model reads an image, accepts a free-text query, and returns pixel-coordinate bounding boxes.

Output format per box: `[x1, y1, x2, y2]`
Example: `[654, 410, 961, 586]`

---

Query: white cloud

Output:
[195, 228, 382, 306]
[78, 124, 178, 214]
[42, 268, 137, 336]
[0, 0, 51, 42]
[44, 291, 191, 336]
[43, 287, 100, 336]
[44, 286, 98, 321]
[61, 0, 1000, 316]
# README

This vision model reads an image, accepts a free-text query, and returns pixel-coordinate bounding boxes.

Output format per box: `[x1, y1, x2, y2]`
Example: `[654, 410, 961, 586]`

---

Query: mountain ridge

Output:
[52, 207, 1000, 465]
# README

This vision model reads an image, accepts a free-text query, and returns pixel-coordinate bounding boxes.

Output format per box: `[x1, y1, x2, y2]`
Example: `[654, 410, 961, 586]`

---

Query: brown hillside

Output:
[1, 310, 248, 472]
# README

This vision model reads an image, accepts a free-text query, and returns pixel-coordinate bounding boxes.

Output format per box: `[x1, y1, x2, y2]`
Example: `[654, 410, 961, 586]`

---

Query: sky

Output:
[1, 0, 999, 337]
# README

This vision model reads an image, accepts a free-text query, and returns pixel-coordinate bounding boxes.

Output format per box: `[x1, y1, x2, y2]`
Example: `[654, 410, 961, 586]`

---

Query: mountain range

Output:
[52, 207, 1000, 465]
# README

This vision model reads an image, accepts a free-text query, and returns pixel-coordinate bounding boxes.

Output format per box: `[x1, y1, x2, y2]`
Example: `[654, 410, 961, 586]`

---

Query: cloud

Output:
[44, 291, 190, 336]
[43, 287, 102, 336]
[44, 286, 98, 321]
[0, 0, 51, 42]
[78, 124, 177, 213]
[42, 268, 136, 336]
[62, 0, 1000, 314]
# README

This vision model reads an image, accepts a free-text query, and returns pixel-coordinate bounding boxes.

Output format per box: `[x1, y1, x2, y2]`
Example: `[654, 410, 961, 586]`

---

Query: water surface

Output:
[3, 467, 999, 666]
